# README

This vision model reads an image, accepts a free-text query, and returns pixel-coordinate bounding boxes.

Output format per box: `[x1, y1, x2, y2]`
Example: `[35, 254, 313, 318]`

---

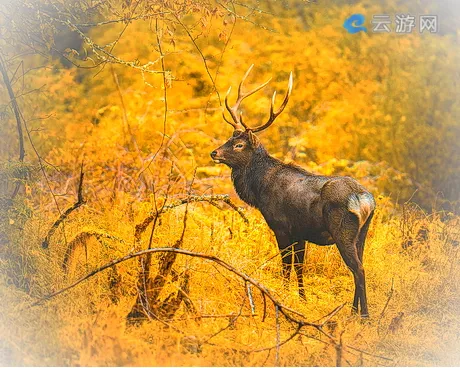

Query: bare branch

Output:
[335, 330, 344, 367]
[173, 13, 221, 104]
[378, 277, 395, 334]
[42, 164, 86, 249]
[217, 1, 278, 33]
[31, 246, 314, 331]
[74, 12, 171, 27]
[246, 282, 256, 315]
[30, 243, 393, 362]
[134, 194, 248, 244]
[275, 305, 281, 365]
[250, 323, 302, 353]
[314, 303, 346, 326]
[0, 53, 25, 199]
[38, 11, 166, 75]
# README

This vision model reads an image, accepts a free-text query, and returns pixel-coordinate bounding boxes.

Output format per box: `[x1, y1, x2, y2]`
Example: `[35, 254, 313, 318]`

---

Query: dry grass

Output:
[1, 194, 459, 366]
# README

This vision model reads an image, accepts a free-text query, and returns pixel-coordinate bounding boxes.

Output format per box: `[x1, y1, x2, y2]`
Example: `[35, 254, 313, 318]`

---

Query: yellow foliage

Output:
[1, 0, 459, 366]
[1, 199, 460, 366]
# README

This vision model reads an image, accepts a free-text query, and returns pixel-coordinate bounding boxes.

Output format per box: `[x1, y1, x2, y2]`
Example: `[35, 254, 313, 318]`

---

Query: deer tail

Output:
[348, 192, 375, 227]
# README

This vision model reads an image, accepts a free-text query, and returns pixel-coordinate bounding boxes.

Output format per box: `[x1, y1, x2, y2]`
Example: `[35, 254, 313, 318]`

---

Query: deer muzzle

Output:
[210, 150, 225, 163]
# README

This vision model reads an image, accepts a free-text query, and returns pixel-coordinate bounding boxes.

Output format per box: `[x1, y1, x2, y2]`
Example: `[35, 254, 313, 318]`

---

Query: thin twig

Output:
[261, 290, 267, 322]
[251, 322, 302, 354]
[246, 282, 256, 315]
[378, 278, 395, 331]
[110, 65, 137, 150]
[336, 330, 344, 366]
[217, 1, 278, 33]
[42, 164, 85, 249]
[315, 303, 346, 326]
[135, 18, 170, 181]
[172, 313, 256, 321]
[299, 332, 393, 364]
[129, 171, 196, 321]
[62, 230, 126, 271]
[275, 305, 281, 365]
[203, 302, 244, 344]
[345, 344, 393, 361]
[75, 12, 171, 27]
[93, 0, 142, 79]
[203, 0, 237, 117]
[173, 13, 221, 104]
[135, 194, 248, 242]
[38, 11, 165, 75]
[0, 53, 25, 199]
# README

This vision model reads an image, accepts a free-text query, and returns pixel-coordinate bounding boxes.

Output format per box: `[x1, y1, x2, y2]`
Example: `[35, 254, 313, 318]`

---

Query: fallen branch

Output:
[32, 247, 318, 330]
[42, 164, 86, 249]
[31, 246, 392, 363]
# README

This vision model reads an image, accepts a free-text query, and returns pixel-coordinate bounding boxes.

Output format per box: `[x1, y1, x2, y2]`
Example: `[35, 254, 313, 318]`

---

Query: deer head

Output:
[210, 65, 293, 168]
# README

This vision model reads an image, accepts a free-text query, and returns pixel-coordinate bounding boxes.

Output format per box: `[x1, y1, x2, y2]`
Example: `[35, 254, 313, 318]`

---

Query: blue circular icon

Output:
[344, 14, 367, 34]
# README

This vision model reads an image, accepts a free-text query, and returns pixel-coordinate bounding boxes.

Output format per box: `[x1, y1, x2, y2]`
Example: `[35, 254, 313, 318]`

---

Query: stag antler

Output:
[222, 64, 293, 133]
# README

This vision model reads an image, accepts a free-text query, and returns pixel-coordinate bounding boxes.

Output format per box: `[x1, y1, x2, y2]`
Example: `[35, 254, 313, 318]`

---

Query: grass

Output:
[0, 193, 459, 366]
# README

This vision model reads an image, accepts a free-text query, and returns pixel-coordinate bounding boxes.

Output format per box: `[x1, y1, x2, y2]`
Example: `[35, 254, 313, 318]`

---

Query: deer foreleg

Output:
[276, 232, 306, 299]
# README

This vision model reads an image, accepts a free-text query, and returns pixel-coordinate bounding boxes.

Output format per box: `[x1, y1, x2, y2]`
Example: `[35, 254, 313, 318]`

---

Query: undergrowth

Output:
[1, 192, 459, 366]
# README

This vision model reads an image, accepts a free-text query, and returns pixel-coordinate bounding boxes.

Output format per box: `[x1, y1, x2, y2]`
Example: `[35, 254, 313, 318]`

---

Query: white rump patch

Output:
[348, 193, 375, 227]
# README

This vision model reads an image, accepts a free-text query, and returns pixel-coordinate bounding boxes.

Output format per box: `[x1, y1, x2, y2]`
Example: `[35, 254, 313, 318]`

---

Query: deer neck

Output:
[231, 146, 275, 207]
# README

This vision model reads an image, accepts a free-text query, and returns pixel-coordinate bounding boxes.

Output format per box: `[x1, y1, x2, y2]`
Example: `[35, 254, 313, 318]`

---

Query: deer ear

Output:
[247, 130, 260, 147]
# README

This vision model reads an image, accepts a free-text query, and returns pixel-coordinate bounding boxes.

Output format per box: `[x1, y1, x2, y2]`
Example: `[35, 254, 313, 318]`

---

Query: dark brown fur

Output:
[211, 130, 375, 316]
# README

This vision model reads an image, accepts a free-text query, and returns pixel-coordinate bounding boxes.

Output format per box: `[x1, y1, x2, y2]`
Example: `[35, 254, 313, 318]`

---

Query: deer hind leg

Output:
[326, 207, 369, 317]
[356, 212, 374, 264]
[351, 212, 373, 316]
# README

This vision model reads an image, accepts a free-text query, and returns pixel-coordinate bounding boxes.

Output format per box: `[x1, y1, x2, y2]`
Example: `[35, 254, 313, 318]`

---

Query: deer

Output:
[210, 65, 376, 317]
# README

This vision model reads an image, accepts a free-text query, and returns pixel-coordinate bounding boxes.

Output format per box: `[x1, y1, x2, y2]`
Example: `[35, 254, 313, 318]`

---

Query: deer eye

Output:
[234, 143, 245, 150]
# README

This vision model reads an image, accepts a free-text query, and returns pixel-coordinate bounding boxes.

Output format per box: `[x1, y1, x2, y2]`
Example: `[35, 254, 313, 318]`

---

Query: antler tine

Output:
[252, 71, 293, 133]
[224, 64, 272, 130]
[239, 111, 248, 129]
[238, 77, 272, 102]
[237, 64, 255, 97]
[224, 85, 243, 129]
[236, 64, 272, 101]
[222, 110, 236, 128]
[223, 86, 238, 129]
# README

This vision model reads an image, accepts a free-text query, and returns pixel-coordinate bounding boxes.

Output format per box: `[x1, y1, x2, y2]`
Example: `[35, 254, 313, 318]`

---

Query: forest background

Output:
[0, 0, 459, 366]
